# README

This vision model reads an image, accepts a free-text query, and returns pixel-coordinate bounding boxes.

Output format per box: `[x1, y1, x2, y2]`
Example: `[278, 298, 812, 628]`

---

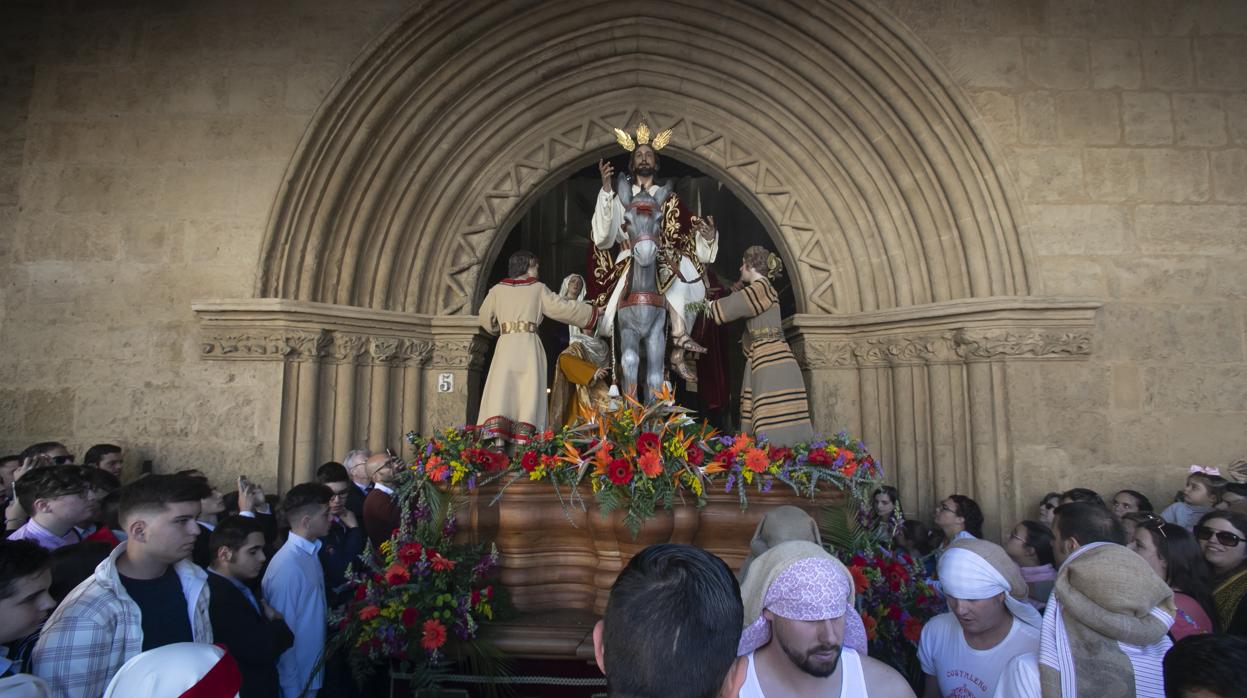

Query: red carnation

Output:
[637, 431, 660, 454]
[686, 446, 705, 466]
[887, 605, 903, 621]
[353, 584, 368, 601]
[401, 608, 419, 626]
[807, 449, 832, 467]
[471, 589, 481, 606]
[606, 458, 633, 485]
[850, 554, 867, 567]
[358, 605, 380, 621]
[421, 619, 447, 651]
[520, 450, 539, 473]
[767, 446, 792, 463]
[398, 542, 423, 564]
[903, 617, 923, 643]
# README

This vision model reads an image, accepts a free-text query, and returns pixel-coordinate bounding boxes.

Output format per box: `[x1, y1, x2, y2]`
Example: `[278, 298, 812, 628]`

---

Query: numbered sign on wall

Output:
[437, 373, 454, 393]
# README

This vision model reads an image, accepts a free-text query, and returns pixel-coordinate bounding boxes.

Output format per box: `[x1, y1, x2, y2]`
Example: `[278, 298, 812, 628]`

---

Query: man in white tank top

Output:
[736, 542, 915, 697]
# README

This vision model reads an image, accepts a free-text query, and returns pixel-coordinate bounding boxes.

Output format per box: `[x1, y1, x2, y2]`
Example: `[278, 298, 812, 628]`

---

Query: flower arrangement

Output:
[329, 462, 502, 687]
[408, 386, 881, 536]
[842, 545, 944, 681]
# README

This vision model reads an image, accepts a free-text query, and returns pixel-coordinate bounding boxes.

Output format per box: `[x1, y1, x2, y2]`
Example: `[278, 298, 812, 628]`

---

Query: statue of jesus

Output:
[587, 121, 716, 384]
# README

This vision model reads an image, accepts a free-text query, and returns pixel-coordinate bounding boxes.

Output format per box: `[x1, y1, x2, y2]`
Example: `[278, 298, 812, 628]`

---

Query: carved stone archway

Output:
[194, 0, 1098, 537]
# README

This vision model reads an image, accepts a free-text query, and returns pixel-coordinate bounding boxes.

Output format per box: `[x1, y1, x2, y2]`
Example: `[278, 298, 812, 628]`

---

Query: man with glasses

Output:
[361, 454, 401, 548]
[314, 462, 365, 607]
[7, 467, 95, 550]
[341, 449, 371, 522]
[20, 442, 73, 467]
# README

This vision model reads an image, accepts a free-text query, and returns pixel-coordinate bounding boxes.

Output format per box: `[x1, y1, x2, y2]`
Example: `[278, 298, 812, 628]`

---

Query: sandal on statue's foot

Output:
[672, 333, 707, 354]
[670, 350, 698, 383]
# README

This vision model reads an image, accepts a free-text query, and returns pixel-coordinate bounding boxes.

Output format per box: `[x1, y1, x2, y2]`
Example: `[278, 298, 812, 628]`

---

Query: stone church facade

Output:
[2, 0, 1244, 537]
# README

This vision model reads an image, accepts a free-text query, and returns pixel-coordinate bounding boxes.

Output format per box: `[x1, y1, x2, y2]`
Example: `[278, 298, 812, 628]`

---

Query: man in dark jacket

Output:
[206, 516, 294, 698]
[361, 454, 401, 548]
[316, 462, 366, 608]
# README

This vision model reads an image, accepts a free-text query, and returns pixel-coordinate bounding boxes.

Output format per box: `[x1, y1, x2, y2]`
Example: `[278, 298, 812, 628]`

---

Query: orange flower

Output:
[358, 605, 380, 621]
[421, 618, 447, 651]
[903, 617, 923, 643]
[384, 563, 410, 585]
[850, 565, 869, 593]
[862, 612, 878, 641]
[638, 449, 663, 478]
[743, 447, 769, 473]
[840, 460, 859, 478]
[430, 552, 456, 572]
[729, 435, 753, 456]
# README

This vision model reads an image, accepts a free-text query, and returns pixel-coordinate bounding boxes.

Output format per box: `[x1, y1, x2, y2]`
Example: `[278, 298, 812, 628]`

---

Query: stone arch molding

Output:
[197, 0, 1102, 539]
[256, 0, 1035, 317]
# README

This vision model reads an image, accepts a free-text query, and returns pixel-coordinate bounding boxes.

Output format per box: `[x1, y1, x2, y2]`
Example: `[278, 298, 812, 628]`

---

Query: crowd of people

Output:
[3, 441, 1247, 698]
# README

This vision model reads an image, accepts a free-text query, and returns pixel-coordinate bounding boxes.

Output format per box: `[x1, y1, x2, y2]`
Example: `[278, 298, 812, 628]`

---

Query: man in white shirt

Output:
[919, 539, 1041, 698]
[738, 541, 914, 697]
[262, 483, 333, 698]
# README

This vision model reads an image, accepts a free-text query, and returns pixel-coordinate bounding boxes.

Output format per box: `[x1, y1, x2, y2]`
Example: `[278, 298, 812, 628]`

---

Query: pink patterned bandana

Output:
[737, 557, 868, 656]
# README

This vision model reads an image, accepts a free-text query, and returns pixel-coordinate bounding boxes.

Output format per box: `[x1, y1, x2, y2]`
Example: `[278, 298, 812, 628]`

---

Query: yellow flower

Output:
[528, 464, 547, 481]
[379, 540, 393, 556]
[741, 469, 754, 484]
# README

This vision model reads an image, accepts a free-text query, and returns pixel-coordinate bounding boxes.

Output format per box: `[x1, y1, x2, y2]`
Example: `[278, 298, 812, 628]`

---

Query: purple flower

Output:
[725, 474, 735, 493]
[467, 474, 477, 490]
[443, 513, 458, 537]
[761, 477, 773, 493]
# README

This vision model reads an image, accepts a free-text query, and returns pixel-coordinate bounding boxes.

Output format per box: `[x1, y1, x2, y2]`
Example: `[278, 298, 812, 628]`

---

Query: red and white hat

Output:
[103, 643, 242, 698]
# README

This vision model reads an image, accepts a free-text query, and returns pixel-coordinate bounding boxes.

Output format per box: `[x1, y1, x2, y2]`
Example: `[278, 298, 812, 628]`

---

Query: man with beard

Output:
[591, 121, 718, 385]
[737, 541, 913, 697]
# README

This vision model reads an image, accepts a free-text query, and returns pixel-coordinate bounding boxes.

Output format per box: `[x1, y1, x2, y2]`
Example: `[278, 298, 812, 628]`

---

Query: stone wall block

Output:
[1055, 91, 1121, 145]
[1090, 39, 1142, 89]
[1036, 256, 1109, 297]
[1016, 148, 1085, 201]
[932, 36, 1026, 89]
[1019, 92, 1058, 143]
[1100, 304, 1242, 362]
[1028, 204, 1132, 255]
[23, 388, 76, 437]
[1141, 37, 1194, 89]
[1122, 91, 1174, 145]
[968, 90, 1018, 144]
[1196, 37, 1247, 90]
[1174, 93, 1227, 147]
[1083, 148, 1140, 201]
[1139, 150, 1210, 202]
[1165, 413, 1247, 472]
[1135, 204, 1246, 254]
[285, 62, 344, 112]
[1039, 0, 1146, 37]
[1145, 367, 1247, 413]
[1104, 255, 1212, 300]
[1227, 95, 1247, 145]
[1212, 149, 1247, 202]
[1024, 37, 1091, 89]
[225, 64, 287, 114]
[1110, 363, 1143, 410]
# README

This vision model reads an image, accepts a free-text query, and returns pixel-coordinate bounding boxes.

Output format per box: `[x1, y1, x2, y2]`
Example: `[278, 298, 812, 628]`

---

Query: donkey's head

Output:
[617, 174, 672, 268]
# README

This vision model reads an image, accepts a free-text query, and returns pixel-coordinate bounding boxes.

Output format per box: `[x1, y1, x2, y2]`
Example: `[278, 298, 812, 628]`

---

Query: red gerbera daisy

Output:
[398, 542, 423, 564]
[606, 458, 633, 485]
[685, 446, 705, 466]
[520, 450, 539, 473]
[421, 618, 447, 651]
[636, 431, 660, 454]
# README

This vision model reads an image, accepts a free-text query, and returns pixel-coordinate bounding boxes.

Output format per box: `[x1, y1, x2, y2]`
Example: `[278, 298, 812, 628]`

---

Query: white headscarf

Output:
[558, 274, 588, 340]
[939, 540, 1043, 630]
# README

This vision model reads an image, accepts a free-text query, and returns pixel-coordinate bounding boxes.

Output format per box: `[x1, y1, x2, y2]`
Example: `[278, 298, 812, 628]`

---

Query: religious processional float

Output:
[330, 386, 944, 687]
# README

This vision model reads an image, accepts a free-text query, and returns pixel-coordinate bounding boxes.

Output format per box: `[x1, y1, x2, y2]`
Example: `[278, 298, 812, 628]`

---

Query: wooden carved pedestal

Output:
[454, 481, 837, 659]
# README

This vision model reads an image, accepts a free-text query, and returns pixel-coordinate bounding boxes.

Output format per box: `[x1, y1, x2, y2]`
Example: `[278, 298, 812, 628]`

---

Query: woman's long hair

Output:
[1138, 518, 1219, 632]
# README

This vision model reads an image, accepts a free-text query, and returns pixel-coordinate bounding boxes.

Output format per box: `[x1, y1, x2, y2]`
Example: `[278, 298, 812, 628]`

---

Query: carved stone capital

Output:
[327, 333, 370, 364]
[200, 330, 330, 361]
[401, 339, 434, 367]
[852, 333, 958, 366]
[792, 339, 856, 369]
[429, 337, 489, 370]
[954, 328, 1093, 360]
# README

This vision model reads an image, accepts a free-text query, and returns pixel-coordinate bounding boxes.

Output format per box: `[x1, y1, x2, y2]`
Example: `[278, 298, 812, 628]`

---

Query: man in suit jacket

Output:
[361, 454, 401, 548]
[342, 449, 371, 523]
[206, 516, 294, 698]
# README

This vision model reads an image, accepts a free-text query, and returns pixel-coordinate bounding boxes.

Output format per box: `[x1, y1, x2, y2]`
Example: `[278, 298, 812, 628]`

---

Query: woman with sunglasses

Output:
[1128, 515, 1216, 640]
[1195, 510, 1247, 635]
[1036, 492, 1061, 526]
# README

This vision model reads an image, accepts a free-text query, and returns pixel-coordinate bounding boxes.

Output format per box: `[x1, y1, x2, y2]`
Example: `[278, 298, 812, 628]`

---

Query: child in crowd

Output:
[8, 467, 97, 551]
[869, 485, 903, 542]
[1003, 520, 1057, 611]
[894, 520, 939, 579]
[0, 540, 57, 683]
[1164, 467, 1225, 530]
